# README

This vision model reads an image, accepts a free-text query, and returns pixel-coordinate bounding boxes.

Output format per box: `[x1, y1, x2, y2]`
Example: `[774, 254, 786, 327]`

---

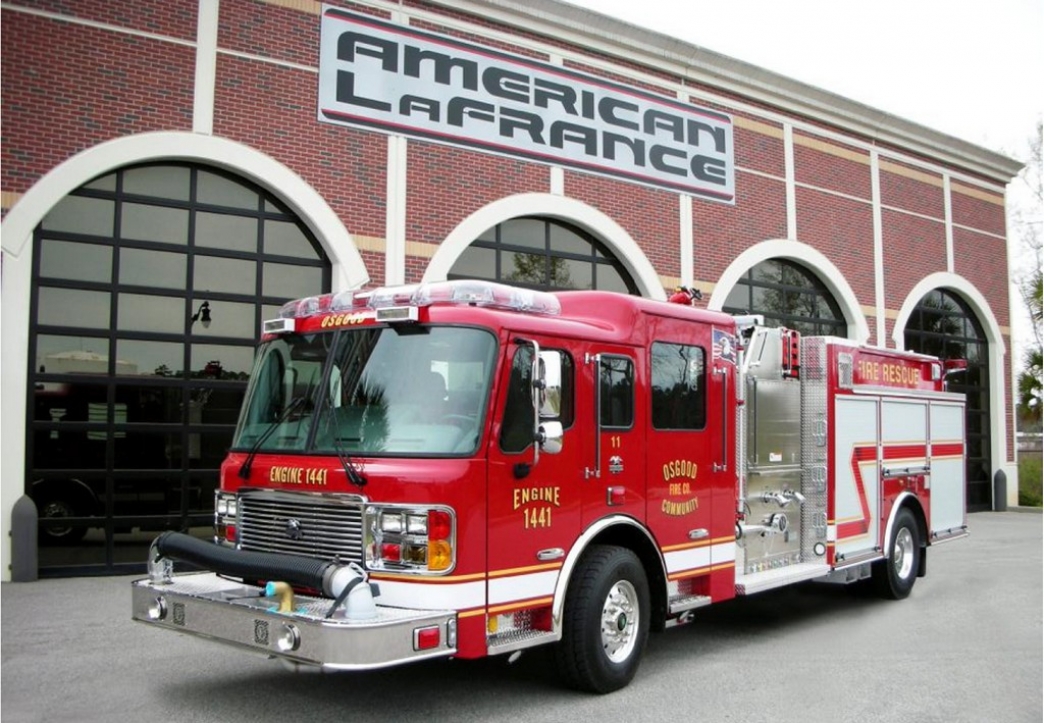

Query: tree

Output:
[1013, 122, 1042, 429]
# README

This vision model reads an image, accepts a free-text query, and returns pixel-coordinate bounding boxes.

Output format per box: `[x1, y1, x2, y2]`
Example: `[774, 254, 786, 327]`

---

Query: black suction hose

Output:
[154, 531, 337, 593]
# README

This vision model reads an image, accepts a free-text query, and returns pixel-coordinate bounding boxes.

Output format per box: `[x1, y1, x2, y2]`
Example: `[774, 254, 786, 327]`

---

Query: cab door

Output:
[642, 316, 731, 600]
[580, 348, 645, 528]
[486, 336, 583, 627]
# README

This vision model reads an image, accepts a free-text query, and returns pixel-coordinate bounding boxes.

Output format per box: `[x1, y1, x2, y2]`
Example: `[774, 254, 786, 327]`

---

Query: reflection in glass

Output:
[723, 258, 845, 337]
[121, 203, 189, 245]
[123, 166, 191, 200]
[502, 218, 544, 249]
[36, 334, 110, 374]
[652, 342, 706, 430]
[904, 288, 990, 509]
[38, 287, 112, 329]
[40, 239, 112, 283]
[196, 212, 258, 253]
[264, 220, 317, 259]
[192, 300, 256, 338]
[29, 162, 330, 572]
[449, 217, 636, 295]
[120, 247, 187, 289]
[115, 339, 184, 377]
[117, 293, 186, 335]
[262, 262, 323, 299]
[194, 255, 257, 295]
[190, 344, 256, 379]
[237, 327, 496, 456]
[453, 245, 496, 278]
[41, 196, 114, 236]
[198, 170, 259, 210]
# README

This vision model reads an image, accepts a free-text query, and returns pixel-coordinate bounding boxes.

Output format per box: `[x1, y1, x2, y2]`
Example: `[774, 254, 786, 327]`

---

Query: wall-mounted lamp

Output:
[190, 301, 212, 329]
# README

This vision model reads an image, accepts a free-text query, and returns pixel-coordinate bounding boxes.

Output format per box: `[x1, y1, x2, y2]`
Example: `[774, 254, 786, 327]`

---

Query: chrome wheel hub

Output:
[601, 580, 639, 663]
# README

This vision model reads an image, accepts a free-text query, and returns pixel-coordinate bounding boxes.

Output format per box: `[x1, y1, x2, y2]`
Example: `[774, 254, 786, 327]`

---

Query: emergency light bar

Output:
[275, 279, 562, 323]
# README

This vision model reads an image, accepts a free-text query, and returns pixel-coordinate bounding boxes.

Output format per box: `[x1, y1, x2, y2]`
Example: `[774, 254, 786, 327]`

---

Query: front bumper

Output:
[131, 573, 457, 670]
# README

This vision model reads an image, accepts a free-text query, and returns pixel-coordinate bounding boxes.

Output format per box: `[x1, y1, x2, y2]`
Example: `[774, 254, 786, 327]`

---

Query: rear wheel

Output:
[555, 545, 650, 693]
[38, 496, 87, 545]
[873, 507, 920, 599]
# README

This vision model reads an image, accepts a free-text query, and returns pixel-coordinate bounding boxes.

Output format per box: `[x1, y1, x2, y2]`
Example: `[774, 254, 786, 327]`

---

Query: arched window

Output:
[449, 217, 638, 294]
[904, 289, 991, 511]
[722, 258, 847, 337]
[27, 163, 330, 573]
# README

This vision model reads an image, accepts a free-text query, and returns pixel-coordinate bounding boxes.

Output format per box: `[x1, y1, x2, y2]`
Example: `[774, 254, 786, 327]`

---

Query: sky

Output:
[566, 0, 1041, 160]
[569, 0, 1043, 357]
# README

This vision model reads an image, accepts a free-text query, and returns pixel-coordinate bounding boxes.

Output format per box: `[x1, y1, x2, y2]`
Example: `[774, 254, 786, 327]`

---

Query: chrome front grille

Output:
[237, 490, 365, 563]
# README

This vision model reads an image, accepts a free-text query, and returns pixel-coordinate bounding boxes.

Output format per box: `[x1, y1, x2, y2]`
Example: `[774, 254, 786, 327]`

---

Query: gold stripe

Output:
[487, 597, 553, 615]
[1, 191, 23, 211]
[406, 240, 438, 258]
[879, 160, 943, 188]
[659, 275, 682, 289]
[257, 0, 320, 15]
[488, 562, 561, 578]
[950, 181, 1004, 206]
[661, 540, 712, 552]
[457, 608, 488, 619]
[353, 234, 385, 253]
[369, 571, 487, 583]
[793, 134, 870, 165]
[734, 116, 784, 139]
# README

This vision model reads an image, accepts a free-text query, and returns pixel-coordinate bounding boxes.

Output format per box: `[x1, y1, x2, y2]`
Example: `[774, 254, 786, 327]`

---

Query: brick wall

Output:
[1, 11, 194, 194]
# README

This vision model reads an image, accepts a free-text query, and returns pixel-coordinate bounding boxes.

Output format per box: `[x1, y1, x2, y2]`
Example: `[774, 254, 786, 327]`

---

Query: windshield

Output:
[233, 326, 497, 456]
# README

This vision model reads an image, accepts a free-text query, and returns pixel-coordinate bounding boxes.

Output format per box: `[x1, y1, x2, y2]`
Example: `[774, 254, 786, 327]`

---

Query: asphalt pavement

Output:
[2, 510, 1041, 723]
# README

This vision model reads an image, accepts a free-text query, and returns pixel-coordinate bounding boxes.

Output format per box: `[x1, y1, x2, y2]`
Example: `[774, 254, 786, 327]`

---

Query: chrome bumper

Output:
[131, 573, 457, 670]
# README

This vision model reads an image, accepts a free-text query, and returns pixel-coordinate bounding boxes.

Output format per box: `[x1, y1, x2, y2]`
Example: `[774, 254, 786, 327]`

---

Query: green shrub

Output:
[1017, 454, 1043, 507]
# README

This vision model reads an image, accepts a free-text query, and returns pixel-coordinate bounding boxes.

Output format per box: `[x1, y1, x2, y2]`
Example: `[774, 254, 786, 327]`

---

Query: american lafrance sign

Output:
[318, 6, 735, 202]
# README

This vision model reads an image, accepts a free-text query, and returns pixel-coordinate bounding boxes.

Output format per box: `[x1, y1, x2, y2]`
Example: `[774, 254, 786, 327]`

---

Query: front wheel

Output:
[872, 507, 921, 599]
[555, 545, 650, 693]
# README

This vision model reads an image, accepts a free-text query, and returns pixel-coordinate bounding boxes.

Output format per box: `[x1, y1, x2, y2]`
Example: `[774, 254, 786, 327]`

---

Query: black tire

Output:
[872, 507, 921, 600]
[37, 496, 88, 545]
[555, 545, 650, 693]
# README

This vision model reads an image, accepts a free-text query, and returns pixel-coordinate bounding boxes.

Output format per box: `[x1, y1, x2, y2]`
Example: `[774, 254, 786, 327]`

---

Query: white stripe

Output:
[489, 570, 558, 605]
[374, 579, 485, 611]
[711, 541, 736, 565]
[665, 541, 737, 574]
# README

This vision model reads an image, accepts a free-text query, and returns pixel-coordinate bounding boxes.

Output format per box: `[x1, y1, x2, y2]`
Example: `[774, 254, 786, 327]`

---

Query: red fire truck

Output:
[132, 279, 967, 693]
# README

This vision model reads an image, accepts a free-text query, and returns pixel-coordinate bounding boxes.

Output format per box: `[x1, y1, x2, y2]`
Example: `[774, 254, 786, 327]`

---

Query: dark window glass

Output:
[500, 346, 535, 454]
[600, 356, 634, 428]
[904, 288, 990, 511]
[652, 342, 706, 430]
[723, 258, 846, 337]
[27, 162, 330, 574]
[448, 217, 638, 294]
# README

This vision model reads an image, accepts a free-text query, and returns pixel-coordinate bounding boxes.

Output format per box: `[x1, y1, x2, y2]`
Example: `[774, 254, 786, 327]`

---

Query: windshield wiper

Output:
[319, 395, 368, 490]
[237, 396, 308, 480]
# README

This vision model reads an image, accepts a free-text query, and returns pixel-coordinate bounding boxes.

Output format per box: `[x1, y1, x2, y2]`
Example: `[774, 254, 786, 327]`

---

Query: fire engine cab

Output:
[132, 279, 967, 693]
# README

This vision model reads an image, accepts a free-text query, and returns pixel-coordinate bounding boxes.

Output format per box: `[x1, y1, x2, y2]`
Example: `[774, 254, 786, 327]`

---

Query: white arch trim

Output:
[0, 131, 366, 581]
[891, 272, 1006, 353]
[708, 239, 870, 343]
[1, 131, 367, 289]
[422, 193, 666, 300]
[892, 272, 1010, 508]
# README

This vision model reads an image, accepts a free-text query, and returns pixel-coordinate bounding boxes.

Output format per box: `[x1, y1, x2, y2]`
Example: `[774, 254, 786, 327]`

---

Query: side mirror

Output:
[537, 421, 563, 455]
